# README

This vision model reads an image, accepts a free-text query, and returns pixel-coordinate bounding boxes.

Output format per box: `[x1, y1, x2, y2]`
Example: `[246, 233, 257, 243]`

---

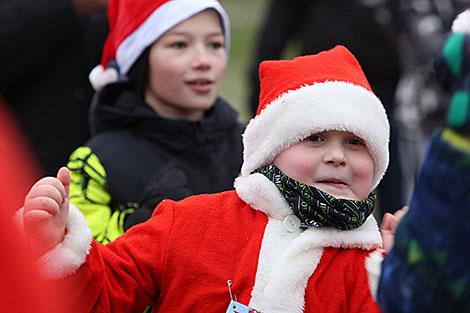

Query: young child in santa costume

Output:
[66, 0, 245, 244]
[22, 46, 391, 313]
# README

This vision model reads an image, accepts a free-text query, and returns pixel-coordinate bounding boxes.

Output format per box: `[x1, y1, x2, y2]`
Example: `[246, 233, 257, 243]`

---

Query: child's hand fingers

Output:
[24, 209, 53, 225]
[25, 196, 61, 216]
[26, 183, 64, 205]
[27, 177, 66, 201]
[393, 206, 409, 223]
[380, 206, 410, 253]
[380, 213, 395, 253]
[30, 175, 64, 191]
[24, 210, 66, 254]
[25, 169, 70, 212]
[379, 213, 394, 232]
[22, 167, 71, 256]
[56, 167, 70, 200]
[387, 206, 409, 231]
[380, 206, 409, 233]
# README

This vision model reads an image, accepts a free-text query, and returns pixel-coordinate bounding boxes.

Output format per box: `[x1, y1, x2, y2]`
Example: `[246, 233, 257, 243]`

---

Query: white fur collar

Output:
[235, 173, 382, 313]
[234, 173, 292, 219]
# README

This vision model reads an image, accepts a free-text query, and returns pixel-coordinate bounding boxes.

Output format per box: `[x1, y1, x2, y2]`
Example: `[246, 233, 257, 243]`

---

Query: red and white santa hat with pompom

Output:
[241, 46, 390, 191]
[89, 0, 230, 91]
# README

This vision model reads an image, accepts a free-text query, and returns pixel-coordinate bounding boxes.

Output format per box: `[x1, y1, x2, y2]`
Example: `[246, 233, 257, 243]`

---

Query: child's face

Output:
[145, 9, 226, 120]
[272, 130, 374, 201]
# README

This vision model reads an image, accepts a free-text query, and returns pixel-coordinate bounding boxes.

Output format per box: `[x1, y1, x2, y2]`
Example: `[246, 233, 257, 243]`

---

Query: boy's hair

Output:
[127, 47, 150, 98]
[89, 0, 230, 91]
[241, 46, 390, 191]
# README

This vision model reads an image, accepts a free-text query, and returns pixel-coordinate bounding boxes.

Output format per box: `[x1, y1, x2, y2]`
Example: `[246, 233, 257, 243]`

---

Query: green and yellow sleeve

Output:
[441, 128, 470, 154]
[67, 146, 135, 244]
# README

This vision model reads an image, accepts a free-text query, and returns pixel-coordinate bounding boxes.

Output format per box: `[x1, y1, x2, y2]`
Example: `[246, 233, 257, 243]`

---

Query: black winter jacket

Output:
[67, 82, 245, 243]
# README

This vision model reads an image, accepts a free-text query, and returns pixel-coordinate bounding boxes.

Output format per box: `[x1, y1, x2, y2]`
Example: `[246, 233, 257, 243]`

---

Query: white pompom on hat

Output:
[89, 0, 230, 91]
[241, 46, 390, 191]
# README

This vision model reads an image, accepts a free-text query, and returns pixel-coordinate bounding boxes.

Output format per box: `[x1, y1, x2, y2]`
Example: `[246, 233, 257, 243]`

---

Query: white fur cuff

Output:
[37, 204, 93, 279]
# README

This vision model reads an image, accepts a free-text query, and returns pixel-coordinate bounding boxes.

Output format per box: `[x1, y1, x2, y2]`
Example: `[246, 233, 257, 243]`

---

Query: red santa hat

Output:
[241, 45, 390, 191]
[89, 0, 230, 91]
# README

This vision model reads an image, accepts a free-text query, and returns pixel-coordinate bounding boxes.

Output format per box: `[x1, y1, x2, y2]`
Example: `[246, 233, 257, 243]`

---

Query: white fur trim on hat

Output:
[116, 0, 230, 75]
[241, 81, 390, 191]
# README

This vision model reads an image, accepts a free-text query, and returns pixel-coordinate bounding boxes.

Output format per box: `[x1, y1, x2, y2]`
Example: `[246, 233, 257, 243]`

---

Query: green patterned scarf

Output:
[253, 164, 376, 230]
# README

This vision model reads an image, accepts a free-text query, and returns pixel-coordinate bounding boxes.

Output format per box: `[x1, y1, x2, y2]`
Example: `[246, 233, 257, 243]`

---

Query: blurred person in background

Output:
[378, 9, 470, 312]
[0, 0, 109, 176]
[388, 0, 469, 202]
[65, 0, 245, 244]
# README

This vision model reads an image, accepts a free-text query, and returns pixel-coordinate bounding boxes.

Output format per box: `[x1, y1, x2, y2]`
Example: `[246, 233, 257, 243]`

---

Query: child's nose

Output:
[323, 142, 346, 166]
[192, 46, 211, 70]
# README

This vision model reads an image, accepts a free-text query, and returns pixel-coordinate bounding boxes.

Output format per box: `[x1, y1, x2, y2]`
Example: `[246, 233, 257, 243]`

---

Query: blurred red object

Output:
[0, 96, 63, 313]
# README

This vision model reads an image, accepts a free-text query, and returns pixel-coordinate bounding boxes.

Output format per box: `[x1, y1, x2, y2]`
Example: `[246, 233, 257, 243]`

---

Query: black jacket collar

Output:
[89, 82, 241, 151]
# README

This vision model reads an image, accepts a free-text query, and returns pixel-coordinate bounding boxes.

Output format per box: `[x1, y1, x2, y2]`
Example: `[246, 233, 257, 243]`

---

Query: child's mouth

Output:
[318, 180, 347, 189]
[321, 180, 345, 184]
[186, 79, 213, 92]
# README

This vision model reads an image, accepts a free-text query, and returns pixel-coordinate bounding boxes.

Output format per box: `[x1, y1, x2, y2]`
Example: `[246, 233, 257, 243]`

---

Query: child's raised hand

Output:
[23, 167, 70, 257]
[380, 206, 409, 254]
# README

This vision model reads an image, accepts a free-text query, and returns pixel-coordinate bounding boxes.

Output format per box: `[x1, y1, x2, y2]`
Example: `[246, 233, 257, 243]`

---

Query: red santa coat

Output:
[38, 173, 383, 313]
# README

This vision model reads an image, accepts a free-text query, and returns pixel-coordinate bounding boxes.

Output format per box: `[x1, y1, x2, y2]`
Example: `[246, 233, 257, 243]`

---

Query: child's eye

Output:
[170, 42, 187, 49]
[347, 138, 365, 146]
[307, 134, 323, 142]
[209, 41, 223, 49]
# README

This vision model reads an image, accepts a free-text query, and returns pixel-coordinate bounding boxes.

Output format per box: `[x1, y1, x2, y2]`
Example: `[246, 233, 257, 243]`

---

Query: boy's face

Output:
[272, 130, 374, 201]
[145, 9, 226, 121]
